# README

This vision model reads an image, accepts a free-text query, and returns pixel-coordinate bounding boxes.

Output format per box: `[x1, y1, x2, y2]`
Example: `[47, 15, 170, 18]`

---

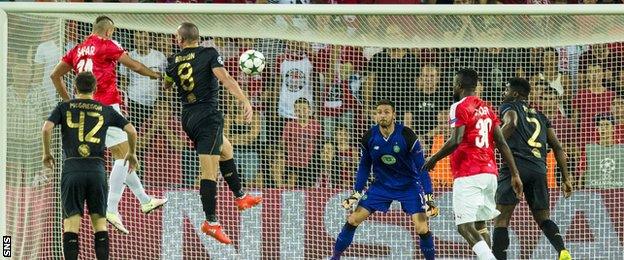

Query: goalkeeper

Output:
[331, 99, 437, 260]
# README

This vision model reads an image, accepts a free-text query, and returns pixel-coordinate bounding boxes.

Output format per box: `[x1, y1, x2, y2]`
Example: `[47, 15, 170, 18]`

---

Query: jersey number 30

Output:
[475, 118, 492, 148]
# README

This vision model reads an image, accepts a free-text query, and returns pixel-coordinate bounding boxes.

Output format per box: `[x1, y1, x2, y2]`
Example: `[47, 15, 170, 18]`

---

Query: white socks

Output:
[125, 169, 151, 205]
[472, 240, 496, 260]
[107, 160, 129, 214]
[107, 159, 151, 215]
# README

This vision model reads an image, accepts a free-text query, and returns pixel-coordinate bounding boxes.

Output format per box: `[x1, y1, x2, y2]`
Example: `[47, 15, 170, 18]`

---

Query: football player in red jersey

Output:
[51, 16, 167, 234]
[424, 68, 523, 260]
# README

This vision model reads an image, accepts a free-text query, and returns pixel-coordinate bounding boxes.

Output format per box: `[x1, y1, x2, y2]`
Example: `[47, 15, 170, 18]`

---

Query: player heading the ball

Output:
[331, 99, 437, 260]
[164, 22, 261, 244]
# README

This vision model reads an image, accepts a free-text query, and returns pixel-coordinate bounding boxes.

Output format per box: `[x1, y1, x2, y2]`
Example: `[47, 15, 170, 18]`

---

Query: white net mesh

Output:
[2, 5, 624, 260]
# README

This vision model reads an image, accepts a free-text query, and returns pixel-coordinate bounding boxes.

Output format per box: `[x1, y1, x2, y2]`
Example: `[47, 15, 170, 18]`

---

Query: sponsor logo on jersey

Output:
[381, 154, 397, 165]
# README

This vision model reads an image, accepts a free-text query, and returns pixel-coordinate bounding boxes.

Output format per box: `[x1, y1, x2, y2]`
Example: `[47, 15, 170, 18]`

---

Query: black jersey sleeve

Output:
[47, 102, 66, 125]
[105, 106, 130, 129]
[206, 48, 224, 69]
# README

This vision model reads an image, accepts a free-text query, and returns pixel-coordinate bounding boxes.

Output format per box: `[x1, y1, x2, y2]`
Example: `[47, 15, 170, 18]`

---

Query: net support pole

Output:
[0, 7, 8, 239]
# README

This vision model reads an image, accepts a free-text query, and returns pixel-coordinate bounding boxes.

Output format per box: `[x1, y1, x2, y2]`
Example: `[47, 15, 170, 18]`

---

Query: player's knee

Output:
[346, 214, 365, 226]
[90, 214, 108, 232]
[532, 210, 550, 225]
[63, 215, 82, 233]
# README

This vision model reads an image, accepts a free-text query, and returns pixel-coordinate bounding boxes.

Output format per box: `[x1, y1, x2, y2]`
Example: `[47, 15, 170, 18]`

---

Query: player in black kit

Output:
[41, 72, 138, 260]
[492, 78, 573, 260]
[164, 22, 260, 244]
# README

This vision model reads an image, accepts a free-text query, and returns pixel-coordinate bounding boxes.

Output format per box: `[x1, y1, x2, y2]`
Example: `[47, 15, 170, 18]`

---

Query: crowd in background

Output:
[5, 13, 624, 192]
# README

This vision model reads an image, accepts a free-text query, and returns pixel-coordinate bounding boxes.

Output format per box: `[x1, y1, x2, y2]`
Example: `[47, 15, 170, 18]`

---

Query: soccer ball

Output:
[239, 49, 266, 75]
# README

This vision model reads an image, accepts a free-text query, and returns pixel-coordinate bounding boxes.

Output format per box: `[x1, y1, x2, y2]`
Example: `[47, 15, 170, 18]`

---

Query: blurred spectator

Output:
[120, 31, 167, 132]
[557, 45, 587, 90]
[533, 47, 572, 116]
[478, 48, 519, 106]
[365, 25, 419, 117]
[34, 22, 62, 108]
[320, 46, 365, 140]
[332, 124, 358, 189]
[224, 96, 262, 187]
[139, 95, 193, 188]
[404, 64, 449, 152]
[573, 63, 615, 144]
[318, 142, 335, 188]
[579, 43, 617, 90]
[612, 94, 624, 144]
[281, 98, 321, 188]
[7, 50, 49, 188]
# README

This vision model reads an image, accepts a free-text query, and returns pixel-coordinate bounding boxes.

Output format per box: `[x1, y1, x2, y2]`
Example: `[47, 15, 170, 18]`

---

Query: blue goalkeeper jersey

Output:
[354, 122, 433, 194]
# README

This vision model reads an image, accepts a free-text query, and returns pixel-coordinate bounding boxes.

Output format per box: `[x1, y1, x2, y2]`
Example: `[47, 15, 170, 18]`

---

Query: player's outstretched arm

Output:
[50, 61, 73, 101]
[423, 126, 465, 171]
[493, 126, 523, 199]
[500, 107, 518, 139]
[119, 53, 162, 80]
[213, 67, 252, 122]
[411, 139, 439, 217]
[41, 120, 56, 169]
[547, 128, 573, 198]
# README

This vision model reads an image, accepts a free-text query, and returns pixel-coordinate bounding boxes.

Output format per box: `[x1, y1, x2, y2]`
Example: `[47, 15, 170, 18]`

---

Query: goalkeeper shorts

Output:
[358, 183, 425, 215]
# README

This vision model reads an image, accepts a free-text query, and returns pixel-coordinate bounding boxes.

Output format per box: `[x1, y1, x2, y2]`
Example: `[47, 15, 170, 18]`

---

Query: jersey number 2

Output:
[526, 116, 543, 158]
[66, 111, 104, 144]
[77, 58, 93, 72]
[475, 118, 492, 148]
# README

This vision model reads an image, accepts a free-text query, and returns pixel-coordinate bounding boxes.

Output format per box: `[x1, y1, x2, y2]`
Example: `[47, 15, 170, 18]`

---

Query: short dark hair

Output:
[376, 99, 395, 111]
[507, 77, 531, 98]
[178, 22, 200, 43]
[75, 72, 97, 94]
[456, 68, 479, 91]
[95, 16, 114, 25]
[294, 97, 310, 106]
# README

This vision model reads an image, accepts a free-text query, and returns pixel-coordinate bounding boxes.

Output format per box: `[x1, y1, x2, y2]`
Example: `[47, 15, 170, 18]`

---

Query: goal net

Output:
[1, 3, 624, 259]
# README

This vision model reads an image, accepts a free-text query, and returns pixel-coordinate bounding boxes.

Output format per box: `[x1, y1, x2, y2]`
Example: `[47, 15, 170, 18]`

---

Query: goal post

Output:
[0, 6, 7, 243]
[1, 3, 624, 259]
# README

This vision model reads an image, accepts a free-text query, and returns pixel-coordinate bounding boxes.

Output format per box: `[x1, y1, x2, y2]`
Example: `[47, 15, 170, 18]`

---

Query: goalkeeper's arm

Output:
[343, 131, 373, 210]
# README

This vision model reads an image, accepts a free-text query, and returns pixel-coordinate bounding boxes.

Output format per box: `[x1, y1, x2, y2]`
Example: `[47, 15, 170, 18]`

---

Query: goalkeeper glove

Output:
[425, 194, 439, 218]
[342, 191, 362, 211]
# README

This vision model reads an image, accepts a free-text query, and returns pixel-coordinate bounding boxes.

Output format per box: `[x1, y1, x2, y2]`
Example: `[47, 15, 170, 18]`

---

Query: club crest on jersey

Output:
[393, 144, 400, 153]
[361, 194, 368, 201]
[381, 154, 397, 165]
[78, 144, 90, 157]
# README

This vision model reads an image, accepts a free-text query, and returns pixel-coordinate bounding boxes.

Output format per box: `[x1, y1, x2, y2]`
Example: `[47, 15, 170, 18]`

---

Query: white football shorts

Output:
[452, 173, 500, 226]
[105, 104, 128, 148]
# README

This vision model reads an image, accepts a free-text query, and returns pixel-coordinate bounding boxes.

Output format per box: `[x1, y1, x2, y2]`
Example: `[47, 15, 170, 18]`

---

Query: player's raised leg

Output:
[219, 136, 261, 210]
[331, 206, 371, 260]
[412, 213, 435, 260]
[106, 136, 167, 234]
[199, 153, 232, 244]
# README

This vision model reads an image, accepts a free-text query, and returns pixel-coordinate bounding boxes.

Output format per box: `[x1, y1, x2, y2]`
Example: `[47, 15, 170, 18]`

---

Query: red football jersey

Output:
[448, 96, 500, 179]
[62, 34, 126, 105]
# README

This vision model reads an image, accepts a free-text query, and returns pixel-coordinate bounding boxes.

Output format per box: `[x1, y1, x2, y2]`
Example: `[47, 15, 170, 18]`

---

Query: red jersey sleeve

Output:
[106, 40, 126, 61]
[449, 102, 467, 127]
[61, 47, 77, 67]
